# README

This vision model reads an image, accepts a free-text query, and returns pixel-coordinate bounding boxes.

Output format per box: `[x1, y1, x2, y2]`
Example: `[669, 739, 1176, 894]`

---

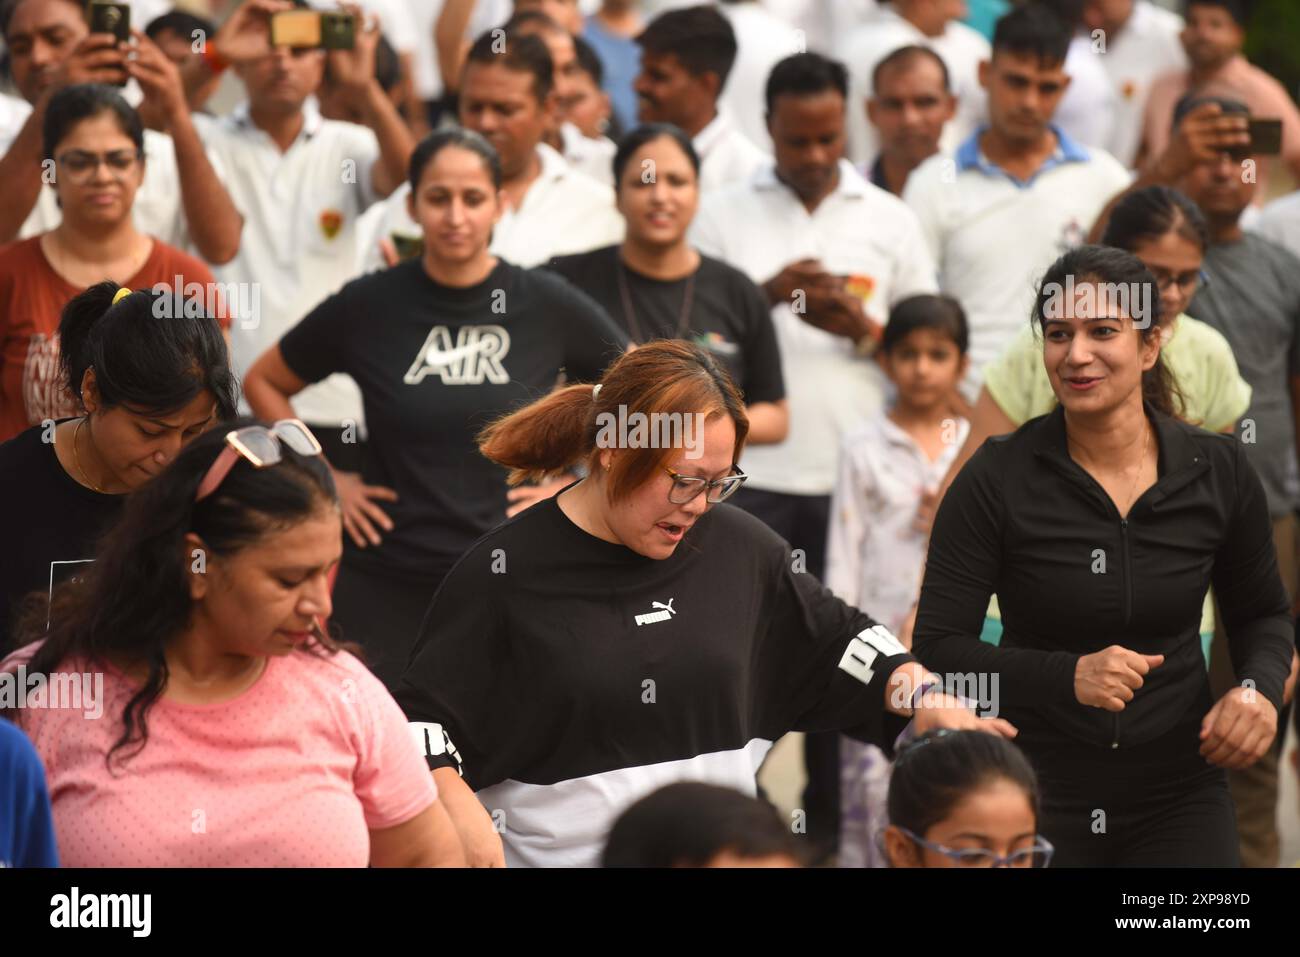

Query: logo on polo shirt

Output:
[1121, 79, 1137, 100]
[843, 274, 876, 304]
[635, 599, 676, 626]
[319, 209, 343, 240]
[693, 331, 739, 357]
[404, 325, 511, 385]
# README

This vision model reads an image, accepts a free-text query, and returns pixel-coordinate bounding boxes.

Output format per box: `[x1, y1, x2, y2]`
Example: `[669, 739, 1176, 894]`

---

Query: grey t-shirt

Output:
[1189, 233, 1300, 517]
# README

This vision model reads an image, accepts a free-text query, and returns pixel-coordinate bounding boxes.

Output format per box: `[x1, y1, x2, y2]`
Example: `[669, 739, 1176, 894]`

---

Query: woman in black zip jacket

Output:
[913, 246, 1295, 867]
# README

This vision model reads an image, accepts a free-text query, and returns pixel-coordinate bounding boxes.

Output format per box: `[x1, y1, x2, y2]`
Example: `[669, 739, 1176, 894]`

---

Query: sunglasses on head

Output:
[195, 419, 323, 502]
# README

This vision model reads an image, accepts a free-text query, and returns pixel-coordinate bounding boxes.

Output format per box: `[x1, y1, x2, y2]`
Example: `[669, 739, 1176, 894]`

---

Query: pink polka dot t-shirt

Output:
[3, 643, 437, 867]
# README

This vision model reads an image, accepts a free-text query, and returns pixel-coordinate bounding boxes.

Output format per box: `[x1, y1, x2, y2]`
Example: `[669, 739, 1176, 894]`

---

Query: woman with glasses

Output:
[883, 730, 1052, 868]
[394, 340, 1017, 868]
[0, 281, 235, 647]
[0, 83, 227, 444]
[1, 418, 466, 867]
[243, 128, 628, 689]
[914, 246, 1294, 866]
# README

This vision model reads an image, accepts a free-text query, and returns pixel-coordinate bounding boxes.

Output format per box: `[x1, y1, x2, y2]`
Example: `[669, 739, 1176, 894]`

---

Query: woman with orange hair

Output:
[394, 339, 1017, 868]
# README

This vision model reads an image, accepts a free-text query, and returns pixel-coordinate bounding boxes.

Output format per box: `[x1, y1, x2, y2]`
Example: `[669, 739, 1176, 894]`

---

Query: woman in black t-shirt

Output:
[244, 130, 629, 689]
[0, 282, 236, 647]
[547, 123, 787, 444]
[394, 340, 1016, 867]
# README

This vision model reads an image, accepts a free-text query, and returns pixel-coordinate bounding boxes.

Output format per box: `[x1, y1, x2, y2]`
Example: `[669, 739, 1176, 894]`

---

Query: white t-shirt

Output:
[1252, 191, 1300, 262]
[1096, 1, 1188, 168]
[691, 159, 938, 496]
[718, 2, 802, 151]
[693, 110, 770, 196]
[195, 102, 381, 427]
[902, 127, 1132, 400]
[837, 8, 990, 168]
[561, 122, 616, 187]
[1053, 36, 1118, 152]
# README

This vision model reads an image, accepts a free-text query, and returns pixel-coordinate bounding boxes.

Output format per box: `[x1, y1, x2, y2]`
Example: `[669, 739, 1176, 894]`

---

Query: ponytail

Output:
[477, 340, 749, 502]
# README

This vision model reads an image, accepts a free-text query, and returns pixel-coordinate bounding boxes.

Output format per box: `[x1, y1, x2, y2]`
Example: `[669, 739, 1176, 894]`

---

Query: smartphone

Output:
[390, 232, 423, 262]
[271, 9, 355, 50]
[86, 1, 130, 43]
[1248, 118, 1283, 156]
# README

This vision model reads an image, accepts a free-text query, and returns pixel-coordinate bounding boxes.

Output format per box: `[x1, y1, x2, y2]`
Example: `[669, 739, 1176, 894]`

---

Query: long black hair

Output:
[61, 281, 238, 420]
[888, 730, 1040, 839]
[5, 420, 344, 768]
[1101, 185, 1209, 257]
[1033, 245, 1183, 418]
[43, 82, 144, 163]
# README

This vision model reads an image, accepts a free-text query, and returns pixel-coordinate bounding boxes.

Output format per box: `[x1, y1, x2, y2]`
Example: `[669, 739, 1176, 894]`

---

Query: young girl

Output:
[826, 294, 970, 867]
[882, 730, 1052, 868]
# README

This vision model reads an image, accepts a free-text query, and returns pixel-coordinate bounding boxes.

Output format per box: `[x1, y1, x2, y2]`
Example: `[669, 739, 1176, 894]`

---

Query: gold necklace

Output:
[1123, 420, 1152, 515]
[73, 417, 107, 493]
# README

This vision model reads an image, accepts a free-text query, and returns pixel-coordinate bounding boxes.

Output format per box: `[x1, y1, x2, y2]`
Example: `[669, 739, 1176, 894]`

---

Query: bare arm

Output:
[0, 111, 46, 243]
[435, 0, 477, 94]
[432, 767, 505, 867]
[932, 386, 1016, 524]
[244, 344, 305, 421]
[744, 400, 788, 445]
[129, 31, 242, 264]
[369, 798, 467, 867]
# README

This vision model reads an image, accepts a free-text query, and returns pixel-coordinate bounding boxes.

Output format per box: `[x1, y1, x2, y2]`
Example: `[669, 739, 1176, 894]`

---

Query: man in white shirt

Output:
[865, 45, 957, 197]
[634, 4, 769, 193]
[691, 51, 938, 861]
[194, 5, 414, 467]
[1082, 0, 1187, 168]
[356, 28, 622, 271]
[0, 0, 241, 261]
[903, 3, 1130, 400]
[716, 0, 801, 150]
[508, 9, 615, 185]
[837, 0, 990, 168]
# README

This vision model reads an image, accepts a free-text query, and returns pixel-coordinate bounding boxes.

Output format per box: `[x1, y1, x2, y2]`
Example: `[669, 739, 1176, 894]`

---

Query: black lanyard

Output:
[616, 257, 697, 345]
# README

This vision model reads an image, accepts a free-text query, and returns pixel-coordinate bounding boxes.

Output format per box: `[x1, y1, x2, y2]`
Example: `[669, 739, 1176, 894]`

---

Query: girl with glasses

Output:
[244, 128, 629, 690]
[0, 280, 235, 648]
[0, 83, 230, 444]
[394, 340, 1017, 867]
[1, 419, 465, 867]
[883, 730, 1051, 868]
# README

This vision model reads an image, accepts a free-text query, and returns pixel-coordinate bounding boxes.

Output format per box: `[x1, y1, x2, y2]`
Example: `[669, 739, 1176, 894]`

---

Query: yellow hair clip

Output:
[112, 287, 131, 305]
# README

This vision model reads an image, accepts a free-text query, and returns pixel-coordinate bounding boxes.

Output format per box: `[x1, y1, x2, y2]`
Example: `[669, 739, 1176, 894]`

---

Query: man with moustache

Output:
[865, 45, 958, 196]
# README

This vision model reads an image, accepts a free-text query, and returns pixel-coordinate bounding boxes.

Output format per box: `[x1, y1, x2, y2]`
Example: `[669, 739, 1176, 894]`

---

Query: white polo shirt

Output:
[561, 122, 616, 187]
[489, 142, 624, 267]
[902, 126, 1131, 399]
[1096, 0, 1188, 168]
[836, 8, 990, 168]
[1054, 37, 1118, 151]
[1252, 190, 1300, 262]
[691, 159, 938, 497]
[195, 100, 380, 427]
[693, 110, 770, 195]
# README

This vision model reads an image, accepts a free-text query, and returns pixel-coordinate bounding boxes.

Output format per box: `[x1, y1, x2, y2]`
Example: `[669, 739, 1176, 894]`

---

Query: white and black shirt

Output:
[395, 492, 914, 867]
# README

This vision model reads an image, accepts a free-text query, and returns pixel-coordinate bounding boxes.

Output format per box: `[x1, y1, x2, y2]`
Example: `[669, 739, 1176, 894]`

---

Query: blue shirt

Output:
[583, 16, 641, 134]
[0, 718, 59, 867]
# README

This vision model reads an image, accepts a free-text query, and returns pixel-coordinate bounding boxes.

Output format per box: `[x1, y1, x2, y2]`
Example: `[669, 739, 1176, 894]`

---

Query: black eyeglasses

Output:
[663, 465, 747, 504]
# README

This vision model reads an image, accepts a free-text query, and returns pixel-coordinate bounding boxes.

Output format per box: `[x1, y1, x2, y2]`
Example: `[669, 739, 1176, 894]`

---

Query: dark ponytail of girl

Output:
[59, 281, 237, 420]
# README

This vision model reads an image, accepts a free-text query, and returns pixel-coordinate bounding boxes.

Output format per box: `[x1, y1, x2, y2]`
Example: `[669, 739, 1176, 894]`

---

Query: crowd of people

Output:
[2, 0, 1300, 870]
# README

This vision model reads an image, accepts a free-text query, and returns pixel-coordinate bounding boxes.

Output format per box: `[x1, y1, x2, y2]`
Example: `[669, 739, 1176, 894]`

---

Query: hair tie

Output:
[592, 383, 602, 402]
[112, 287, 132, 306]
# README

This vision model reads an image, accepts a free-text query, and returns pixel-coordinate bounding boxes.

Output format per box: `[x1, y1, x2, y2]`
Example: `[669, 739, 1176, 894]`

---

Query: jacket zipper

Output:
[1114, 517, 1133, 749]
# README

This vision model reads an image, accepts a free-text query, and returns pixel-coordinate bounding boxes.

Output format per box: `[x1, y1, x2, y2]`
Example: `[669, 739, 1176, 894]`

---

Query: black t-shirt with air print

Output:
[280, 258, 628, 584]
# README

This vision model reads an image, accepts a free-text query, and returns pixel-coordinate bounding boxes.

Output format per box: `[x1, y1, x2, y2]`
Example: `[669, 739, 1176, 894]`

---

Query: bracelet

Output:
[909, 676, 943, 712]
[201, 38, 229, 75]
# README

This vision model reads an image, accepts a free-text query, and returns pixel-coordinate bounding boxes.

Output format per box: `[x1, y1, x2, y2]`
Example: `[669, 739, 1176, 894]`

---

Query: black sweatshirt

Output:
[394, 492, 914, 867]
[915, 404, 1295, 753]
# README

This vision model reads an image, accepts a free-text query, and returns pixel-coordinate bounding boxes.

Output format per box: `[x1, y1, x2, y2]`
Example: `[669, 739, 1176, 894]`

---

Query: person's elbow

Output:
[192, 217, 243, 265]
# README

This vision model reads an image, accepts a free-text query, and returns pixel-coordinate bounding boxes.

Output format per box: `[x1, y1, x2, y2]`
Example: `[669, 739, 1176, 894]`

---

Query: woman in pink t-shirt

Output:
[2, 419, 465, 867]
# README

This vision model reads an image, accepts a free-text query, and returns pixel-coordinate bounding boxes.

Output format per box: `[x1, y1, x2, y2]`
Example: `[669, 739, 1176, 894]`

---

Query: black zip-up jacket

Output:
[914, 404, 1295, 752]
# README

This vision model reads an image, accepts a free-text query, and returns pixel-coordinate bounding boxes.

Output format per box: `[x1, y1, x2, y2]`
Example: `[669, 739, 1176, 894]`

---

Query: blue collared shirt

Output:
[954, 125, 1092, 188]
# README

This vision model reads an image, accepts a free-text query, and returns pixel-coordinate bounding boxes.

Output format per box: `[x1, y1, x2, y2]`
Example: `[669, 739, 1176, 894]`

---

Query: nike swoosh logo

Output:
[424, 341, 491, 368]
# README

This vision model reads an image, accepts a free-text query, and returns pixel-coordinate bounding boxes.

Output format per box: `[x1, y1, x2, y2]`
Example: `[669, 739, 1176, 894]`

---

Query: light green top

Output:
[982, 314, 1252, 432]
